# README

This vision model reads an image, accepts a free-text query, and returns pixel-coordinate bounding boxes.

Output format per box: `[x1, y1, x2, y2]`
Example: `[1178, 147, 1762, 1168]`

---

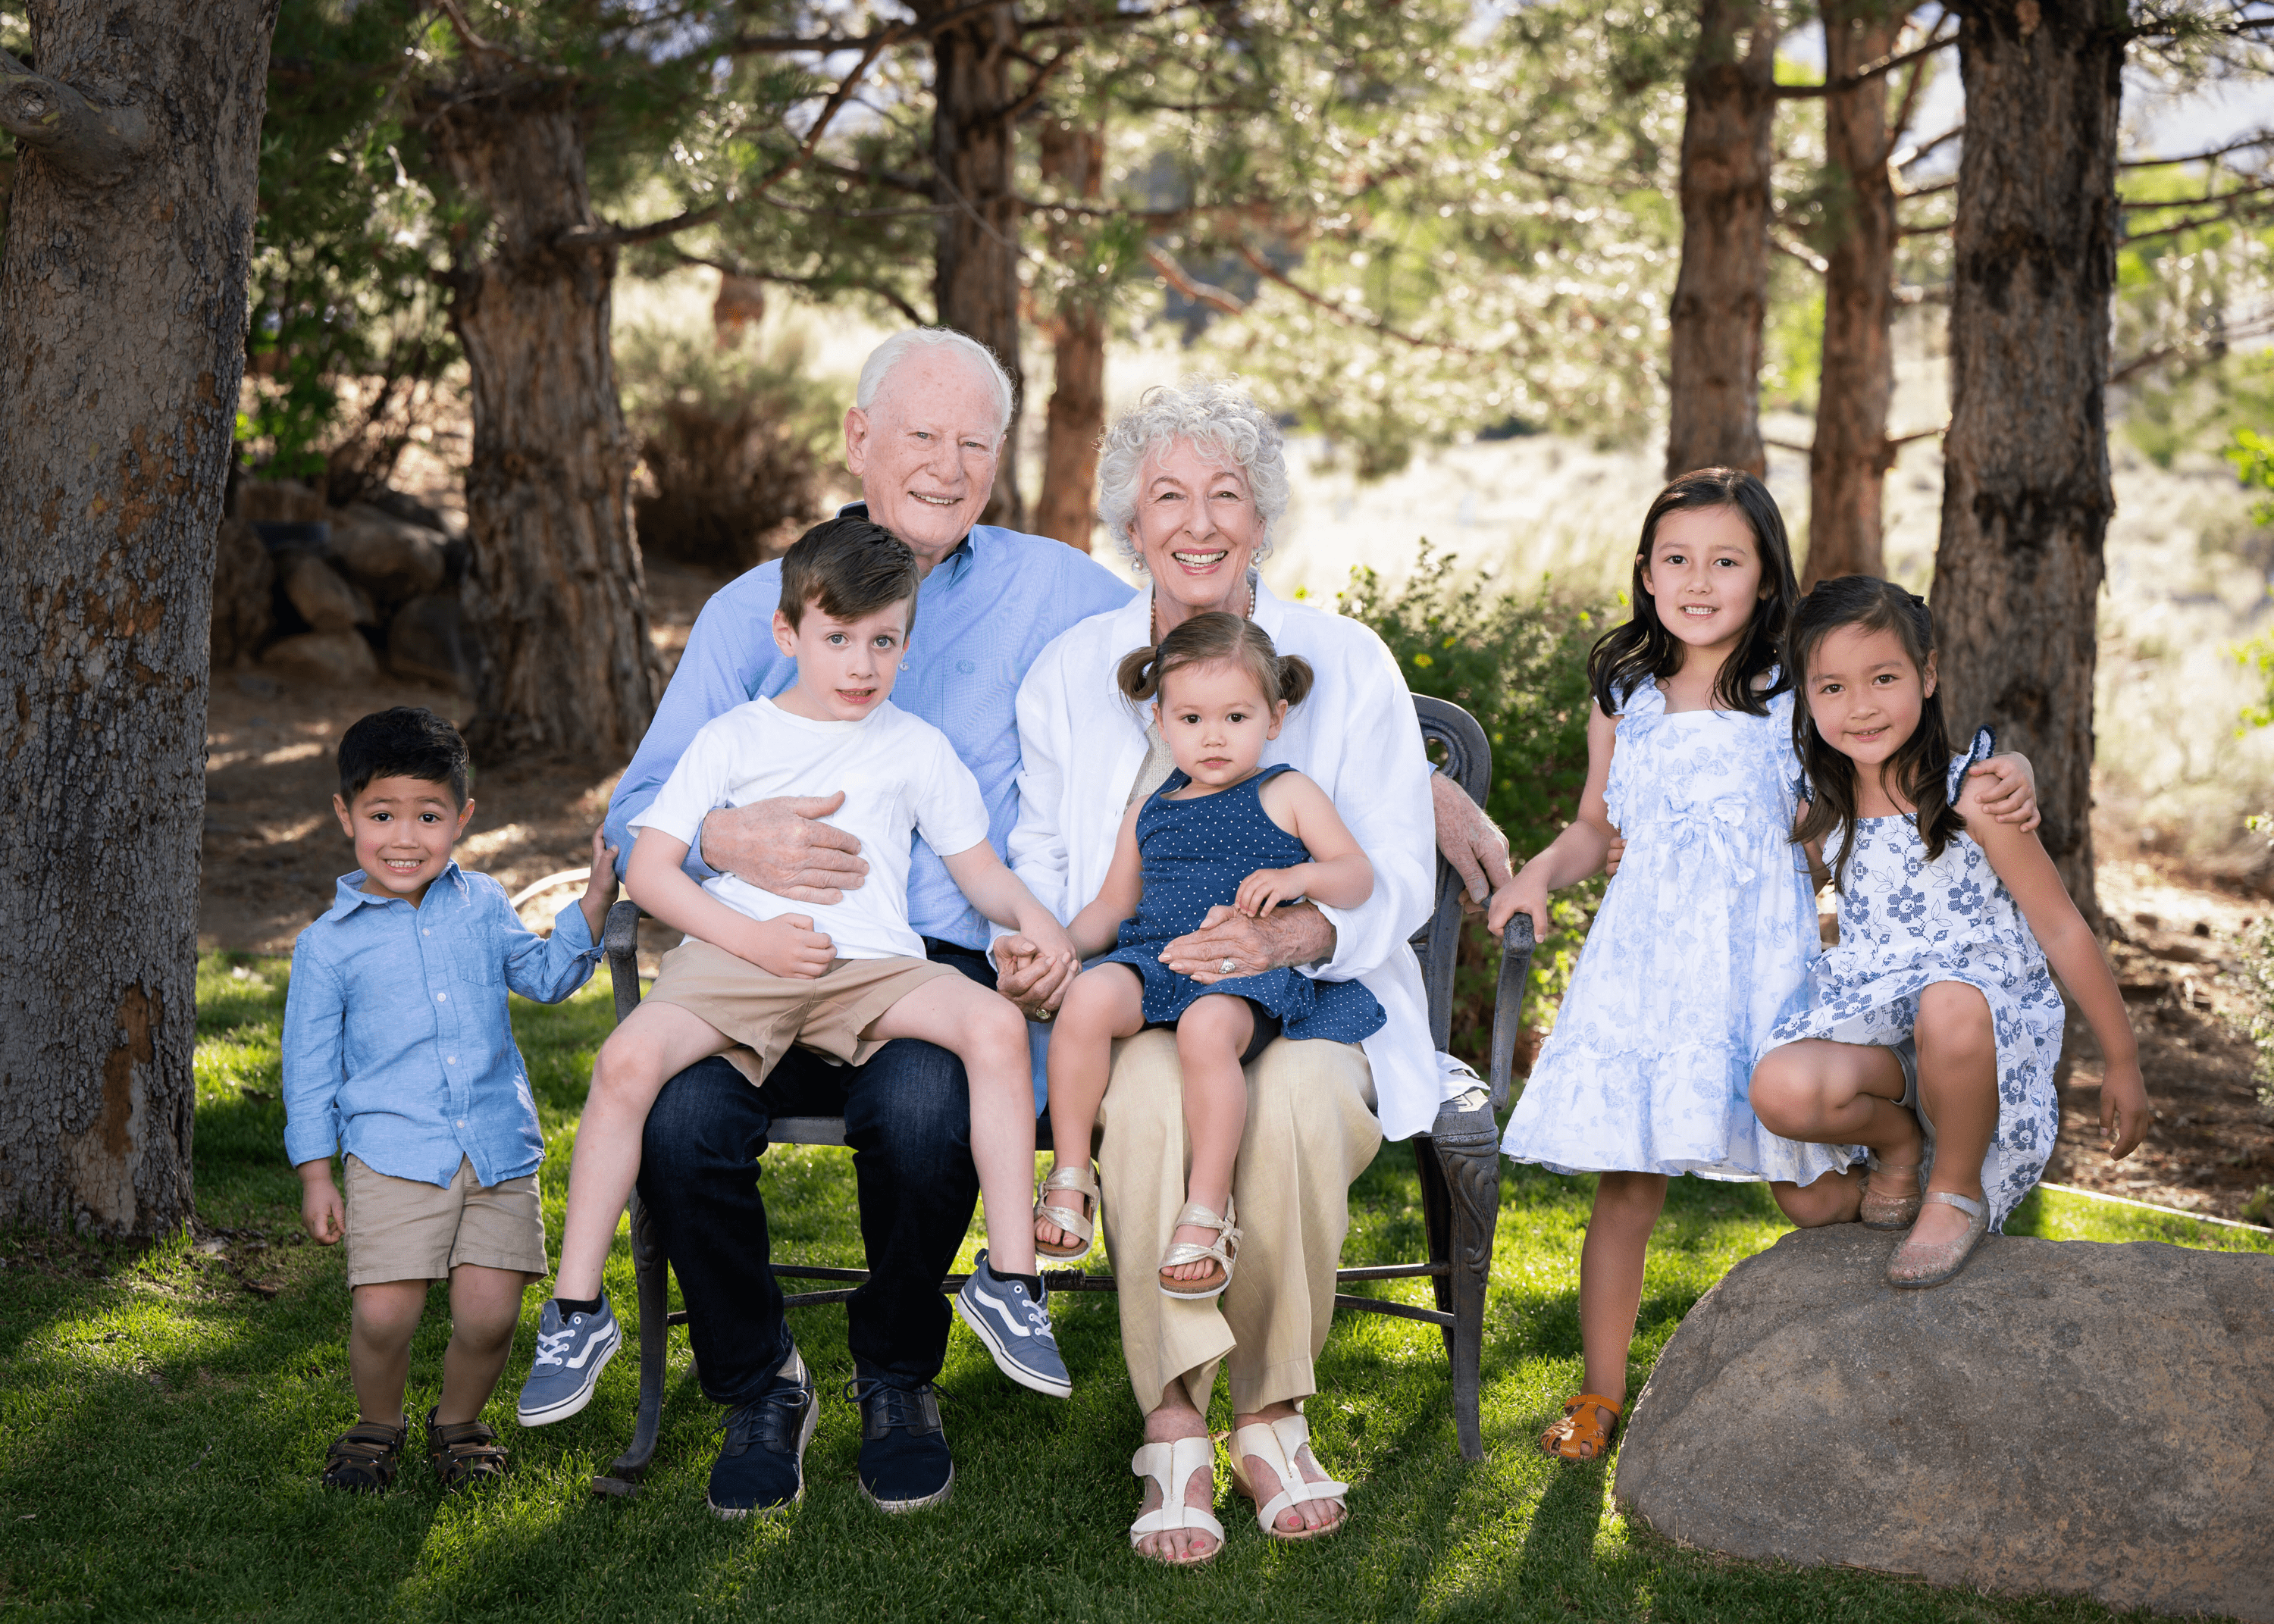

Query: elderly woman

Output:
[1004, 378, 1464, 1564]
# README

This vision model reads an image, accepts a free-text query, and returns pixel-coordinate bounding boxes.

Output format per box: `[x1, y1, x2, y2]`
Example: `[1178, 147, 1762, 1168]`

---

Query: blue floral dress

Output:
[1759, 743, 2064, 1229]
[1501, 677, 1853, 1184]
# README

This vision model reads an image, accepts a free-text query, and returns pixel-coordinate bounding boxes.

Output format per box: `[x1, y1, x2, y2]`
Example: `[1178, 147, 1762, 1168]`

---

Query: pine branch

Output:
[1891, 124, 1963, 170]
[2121, 175, 2274, 245]
[671, 249, 928, 325]
[1774, 23, 1958, 101]
[1146, 246, 1246, 314]
[2120, 130, 2274, 169]
[1233, 244, 1475, 354]
[0, 49, 148, 182]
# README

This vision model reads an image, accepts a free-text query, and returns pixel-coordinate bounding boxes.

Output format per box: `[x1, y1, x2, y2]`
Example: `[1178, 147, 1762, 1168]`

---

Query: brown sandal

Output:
[322, 1416, 407, 1493]
[426, 1407, 509, 1490]
[1539, 1394, 1621, 1463]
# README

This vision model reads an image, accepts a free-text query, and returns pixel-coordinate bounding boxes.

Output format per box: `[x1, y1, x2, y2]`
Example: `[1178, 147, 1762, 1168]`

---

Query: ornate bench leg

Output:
[1430, 1100, 1502, 1463]
[592, 1191, 671, 1496]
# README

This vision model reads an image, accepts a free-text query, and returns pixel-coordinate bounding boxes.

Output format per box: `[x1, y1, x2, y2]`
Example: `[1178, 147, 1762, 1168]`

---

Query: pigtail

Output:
[1117, 644, 1164, 703]
[1276, 654, 1314, 709]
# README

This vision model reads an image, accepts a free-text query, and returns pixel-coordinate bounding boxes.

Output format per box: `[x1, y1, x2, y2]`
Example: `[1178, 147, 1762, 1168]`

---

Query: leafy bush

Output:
[1337, 542, 1611, 1066]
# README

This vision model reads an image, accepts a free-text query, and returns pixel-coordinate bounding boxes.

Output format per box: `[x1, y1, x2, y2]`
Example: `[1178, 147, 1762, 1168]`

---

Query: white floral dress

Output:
[1759, 744, 2064, 1230]
[1501, 677, 1854, 1185]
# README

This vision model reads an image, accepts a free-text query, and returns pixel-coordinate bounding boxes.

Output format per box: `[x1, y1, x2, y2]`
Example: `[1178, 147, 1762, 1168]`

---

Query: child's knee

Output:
[591, 1032, 665, 1109]
[351, 1281, 428, 1341]
[1918, 982, 1994, 1053]
[1174, 996, 1250, 1056]
[1747, 1056, 1808, 1132]
[964, 991, 1030, 1065]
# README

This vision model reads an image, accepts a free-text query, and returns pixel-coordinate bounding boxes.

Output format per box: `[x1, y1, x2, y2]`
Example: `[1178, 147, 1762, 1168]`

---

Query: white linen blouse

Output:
[1008, 579, 1443, 1141]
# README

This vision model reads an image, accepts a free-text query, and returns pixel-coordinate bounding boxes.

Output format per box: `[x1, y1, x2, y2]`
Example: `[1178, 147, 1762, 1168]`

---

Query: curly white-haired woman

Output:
[996, 377, 1511, 1563]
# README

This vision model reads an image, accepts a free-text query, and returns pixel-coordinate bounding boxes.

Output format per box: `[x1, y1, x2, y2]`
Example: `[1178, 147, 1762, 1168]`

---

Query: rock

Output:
[1614, 1225, 2274, 1622]
[363, 487, 462, 539]
[279, 551, 376, 633]
[261, 630, 379, 686]
[233, 477, 327, 526]
[387, 593, 476, 691]
[208, 516, 274, 667]
[327, 502, 448, 603]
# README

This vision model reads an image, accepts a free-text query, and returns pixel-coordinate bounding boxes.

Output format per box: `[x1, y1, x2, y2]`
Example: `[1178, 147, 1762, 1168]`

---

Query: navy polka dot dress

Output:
[1098, 764, 1386, 1044]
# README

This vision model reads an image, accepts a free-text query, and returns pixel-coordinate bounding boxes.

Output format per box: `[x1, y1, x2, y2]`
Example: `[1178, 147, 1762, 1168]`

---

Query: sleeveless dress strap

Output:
[1945, 726, 1997, 806]
[1612, 676, 1666, 719]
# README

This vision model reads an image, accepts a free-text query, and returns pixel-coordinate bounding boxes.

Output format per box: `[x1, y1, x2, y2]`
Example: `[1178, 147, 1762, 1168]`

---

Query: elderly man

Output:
[606, 328, 1517, 1522]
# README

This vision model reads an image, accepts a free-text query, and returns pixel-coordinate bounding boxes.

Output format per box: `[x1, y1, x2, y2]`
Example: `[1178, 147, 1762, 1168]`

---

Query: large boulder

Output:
[1614, 1224, 2274, 1622]
[233, 477, 327, 526]
[279, 550, 375, 633]
[262, 630, 379, 686]
[328, 502, 448, 604]
[388, 593, 475, 691]
[209, 516, 274, 667]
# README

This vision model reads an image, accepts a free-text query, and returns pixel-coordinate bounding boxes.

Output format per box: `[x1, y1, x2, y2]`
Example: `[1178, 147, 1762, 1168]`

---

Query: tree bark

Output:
[1804, 0, 1901, 586]
[1035, 117, 1105, 552]
[426, 79, 659, 763]
[1666, 0, 1778, 480]
[1931, 0, 2123, 915]
[920, 0, 1027, 528]
[0, 0, 278, 1237]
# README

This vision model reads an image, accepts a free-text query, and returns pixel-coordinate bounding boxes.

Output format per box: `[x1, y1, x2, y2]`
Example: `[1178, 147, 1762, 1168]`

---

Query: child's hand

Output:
[297, 1162, 344, 1246]
[1967, 756, 2041, 831]
[1491, 866, 1551, 940]
[740, 914, 834, 978]
[1236, 866, 1308, 918]
[2099, 1055, 2150, 1159]
[578, 826, 622, 940]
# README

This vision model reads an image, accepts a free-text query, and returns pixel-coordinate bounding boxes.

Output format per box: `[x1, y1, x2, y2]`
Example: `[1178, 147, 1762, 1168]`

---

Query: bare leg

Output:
[554, 1000, 735, 1300]
[434, 1264, 538, 1425]
[1132, 1394, 1220, 1563]
[1164, 995, 1253, 1284]
[1038, 965, 1145, 1251]
[1909, 981, 1998, 1246]
[1232, 1399, 1346, 1535]
[868, 977, 1040, 1275]
[1578, 1171, 1668, 1410]
[1752, 1039, 1920, 1227]
[348, 1278, 430, 1426]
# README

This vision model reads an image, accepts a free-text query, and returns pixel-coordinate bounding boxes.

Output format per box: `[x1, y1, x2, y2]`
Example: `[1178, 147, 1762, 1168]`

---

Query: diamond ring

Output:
[1220, 957, 1237, 975]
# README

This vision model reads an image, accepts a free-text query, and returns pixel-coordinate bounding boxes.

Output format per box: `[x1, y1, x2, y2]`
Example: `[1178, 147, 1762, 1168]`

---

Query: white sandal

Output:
[1157, 1198, 1240, 1300]
[1225, 1413, 1349, 1541]
[1035, 1159, 1101, 1261]
[1128, 1435, 1223, 1565]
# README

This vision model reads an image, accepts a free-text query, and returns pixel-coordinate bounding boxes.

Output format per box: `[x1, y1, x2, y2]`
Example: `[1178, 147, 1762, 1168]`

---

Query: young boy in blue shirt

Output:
[283, 706, 619, 1492]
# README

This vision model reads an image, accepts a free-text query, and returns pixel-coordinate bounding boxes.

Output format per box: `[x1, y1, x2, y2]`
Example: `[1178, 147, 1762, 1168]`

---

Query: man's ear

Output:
[772, 609, 799, 659]
[843, 405, 871, 477]
[1922, 650, 1938, 699]
[332, 793, 356, 842]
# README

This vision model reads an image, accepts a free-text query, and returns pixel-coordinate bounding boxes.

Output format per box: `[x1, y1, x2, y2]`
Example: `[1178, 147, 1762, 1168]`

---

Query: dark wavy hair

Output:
[1117, 611, 1314, 710]
[1789, 574, 1964, 893]
[1587, 468, 1799, 718]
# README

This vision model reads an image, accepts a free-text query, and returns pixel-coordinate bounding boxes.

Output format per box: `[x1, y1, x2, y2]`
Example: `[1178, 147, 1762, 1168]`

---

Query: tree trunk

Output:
[0, 0, 278, 1237]
[1035, 117, 1106, 552]
[426, 81, 659, 763]
[1931, 0, 2123, 915]
[1805, 0, 1901, 587]
[1665, 0, 1778, 480]
[922, 1, 1027, 528]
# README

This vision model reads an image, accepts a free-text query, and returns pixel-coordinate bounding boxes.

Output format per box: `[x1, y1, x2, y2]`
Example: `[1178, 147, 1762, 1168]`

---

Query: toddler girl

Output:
[1749, 576, 2148, 1286]
[1032, 612, 1384, 1298]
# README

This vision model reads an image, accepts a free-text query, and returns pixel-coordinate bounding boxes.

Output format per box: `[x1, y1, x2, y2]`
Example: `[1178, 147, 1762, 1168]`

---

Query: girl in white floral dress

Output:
[1750, 577, 2149, 1291]
[1493, 474, 2042, 1466]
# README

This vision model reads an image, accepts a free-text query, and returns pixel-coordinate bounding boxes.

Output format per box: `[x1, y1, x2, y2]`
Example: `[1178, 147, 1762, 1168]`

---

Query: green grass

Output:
[2, 953, 2265, 1622]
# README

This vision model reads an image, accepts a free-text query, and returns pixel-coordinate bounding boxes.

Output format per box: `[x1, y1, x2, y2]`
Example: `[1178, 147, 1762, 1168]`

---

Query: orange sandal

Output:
[1539, 1394, 1621, 1463]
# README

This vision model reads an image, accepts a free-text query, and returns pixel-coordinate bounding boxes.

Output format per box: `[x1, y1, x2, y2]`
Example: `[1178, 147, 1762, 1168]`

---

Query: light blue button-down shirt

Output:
[606, 514, 1134, 951]
[282, 863, 603, 1187]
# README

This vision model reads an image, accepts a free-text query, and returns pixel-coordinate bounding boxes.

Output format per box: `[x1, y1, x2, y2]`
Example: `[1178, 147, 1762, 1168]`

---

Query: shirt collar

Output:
[324, 860, 469, 921]
[836, 500, 976, 580]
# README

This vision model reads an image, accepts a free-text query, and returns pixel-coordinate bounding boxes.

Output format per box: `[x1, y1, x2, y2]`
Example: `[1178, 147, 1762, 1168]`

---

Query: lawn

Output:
[1, 953, 2265, 1622]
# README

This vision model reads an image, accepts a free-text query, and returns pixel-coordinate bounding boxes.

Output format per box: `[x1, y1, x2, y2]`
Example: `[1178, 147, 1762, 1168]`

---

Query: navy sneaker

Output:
[706, 1347, 819, 1520]
[515, 1296, 622, 1426]
[954, 1250, 1071, 1398]
[847, 1375, 954, 1513]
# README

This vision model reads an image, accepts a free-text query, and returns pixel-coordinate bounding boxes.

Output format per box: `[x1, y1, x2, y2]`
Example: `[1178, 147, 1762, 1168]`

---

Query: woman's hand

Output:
[1433, 773, 1514, 909]
[1234, 865, 1308, 918]
[1162, 903, 1333, 983]
[2100, 1054, 2151, 1159]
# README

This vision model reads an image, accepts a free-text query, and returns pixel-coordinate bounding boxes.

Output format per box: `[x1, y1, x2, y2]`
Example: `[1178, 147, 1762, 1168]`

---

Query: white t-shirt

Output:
[629, 696, 991, 961]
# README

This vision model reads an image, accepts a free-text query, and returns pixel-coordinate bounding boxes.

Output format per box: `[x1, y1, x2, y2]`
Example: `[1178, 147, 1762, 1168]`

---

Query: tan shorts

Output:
[343, 1154, 548, 1288]
[641, 938, 960, 1087]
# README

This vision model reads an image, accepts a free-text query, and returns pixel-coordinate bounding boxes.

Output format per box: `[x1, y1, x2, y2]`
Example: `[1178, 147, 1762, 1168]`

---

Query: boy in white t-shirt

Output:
[516, 518, 1080, 1432]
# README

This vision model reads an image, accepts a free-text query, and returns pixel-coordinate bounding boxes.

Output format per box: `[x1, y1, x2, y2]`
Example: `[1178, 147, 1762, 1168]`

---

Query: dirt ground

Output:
[197, 560, 2274, 1225]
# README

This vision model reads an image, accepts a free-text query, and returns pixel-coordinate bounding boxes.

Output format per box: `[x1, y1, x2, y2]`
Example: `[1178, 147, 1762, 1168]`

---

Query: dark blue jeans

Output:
[635, 947, 990, 1407]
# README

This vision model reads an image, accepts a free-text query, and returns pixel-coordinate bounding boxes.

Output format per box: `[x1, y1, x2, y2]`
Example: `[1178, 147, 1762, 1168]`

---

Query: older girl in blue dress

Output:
[1034, 612, 1385, 1301]
[1750, 577, 2149, 1288]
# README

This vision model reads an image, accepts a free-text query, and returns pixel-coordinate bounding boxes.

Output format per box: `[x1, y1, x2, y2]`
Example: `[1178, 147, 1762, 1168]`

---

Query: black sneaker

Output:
[706, 1347, 819, 1521]
[847, 1375, 953, 1513]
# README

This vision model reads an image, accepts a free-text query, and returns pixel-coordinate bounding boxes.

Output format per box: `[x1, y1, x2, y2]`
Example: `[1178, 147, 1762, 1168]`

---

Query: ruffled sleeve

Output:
[1945, 726, 1997, 806]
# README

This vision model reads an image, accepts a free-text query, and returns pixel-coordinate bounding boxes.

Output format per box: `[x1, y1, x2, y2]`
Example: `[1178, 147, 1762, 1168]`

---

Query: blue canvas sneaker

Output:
[848, 1375, 954, 1513]
[515, 1296, 622, 1425]
[707, 1347, 819, 1520]
[954, 1249, 1072, 1398]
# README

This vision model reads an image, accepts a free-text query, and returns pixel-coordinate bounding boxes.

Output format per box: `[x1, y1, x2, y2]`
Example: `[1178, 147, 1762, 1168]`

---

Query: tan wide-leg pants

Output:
[1093, 1029, 1382, 1417]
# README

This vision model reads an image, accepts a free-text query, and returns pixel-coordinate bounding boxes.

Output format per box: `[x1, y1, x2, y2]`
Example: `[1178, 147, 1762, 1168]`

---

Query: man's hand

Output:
[700, 793, 869, 903]
[1434, 773, 1514, 911]
[1161, 902, 1335, 984]
[298, 1161, 344, 1246]
[1968, 754, 2040, 831]
[738, 914, 835, 979]
[996, 935, 1077, 1019]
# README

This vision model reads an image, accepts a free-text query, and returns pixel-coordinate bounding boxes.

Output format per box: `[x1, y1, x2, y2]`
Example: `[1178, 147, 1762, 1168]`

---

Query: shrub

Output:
[1337, 542, 1611, 1067]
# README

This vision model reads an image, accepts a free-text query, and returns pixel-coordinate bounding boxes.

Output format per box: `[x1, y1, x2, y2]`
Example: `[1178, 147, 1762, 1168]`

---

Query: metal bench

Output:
[590, 693, 1533, 1492]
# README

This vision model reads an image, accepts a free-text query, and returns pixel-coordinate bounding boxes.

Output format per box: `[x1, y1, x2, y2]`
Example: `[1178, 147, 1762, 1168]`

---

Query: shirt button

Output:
[437, 992, 448, 1002]
[447, 1056, 458, 1064]
[456, 1120, 466, 1128]
[423, 929, 431, 937]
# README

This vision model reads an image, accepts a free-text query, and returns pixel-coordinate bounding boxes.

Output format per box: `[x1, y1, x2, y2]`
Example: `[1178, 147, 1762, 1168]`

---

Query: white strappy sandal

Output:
[1157, 1198, 1240, 1300]
[1224, 1413, 1349, 1541]
[1034, 1159, 1101, 1261]
[1128, 1435, 1224, 1566]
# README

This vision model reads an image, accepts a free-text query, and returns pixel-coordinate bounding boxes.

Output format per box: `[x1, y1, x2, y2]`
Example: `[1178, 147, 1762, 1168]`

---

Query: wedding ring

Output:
[1220, 957, 1237, 975]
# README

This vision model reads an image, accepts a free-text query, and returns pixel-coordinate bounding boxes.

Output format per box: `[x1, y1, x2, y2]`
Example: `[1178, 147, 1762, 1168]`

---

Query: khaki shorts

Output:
[642, 938, 960, 1087]
[343, 1154, 548, 1288]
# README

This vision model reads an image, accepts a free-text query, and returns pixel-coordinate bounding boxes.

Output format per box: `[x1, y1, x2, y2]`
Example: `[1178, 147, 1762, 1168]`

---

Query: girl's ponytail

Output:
[1117, 643, 1165, 703]
[1276, 654, 1315, 709]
